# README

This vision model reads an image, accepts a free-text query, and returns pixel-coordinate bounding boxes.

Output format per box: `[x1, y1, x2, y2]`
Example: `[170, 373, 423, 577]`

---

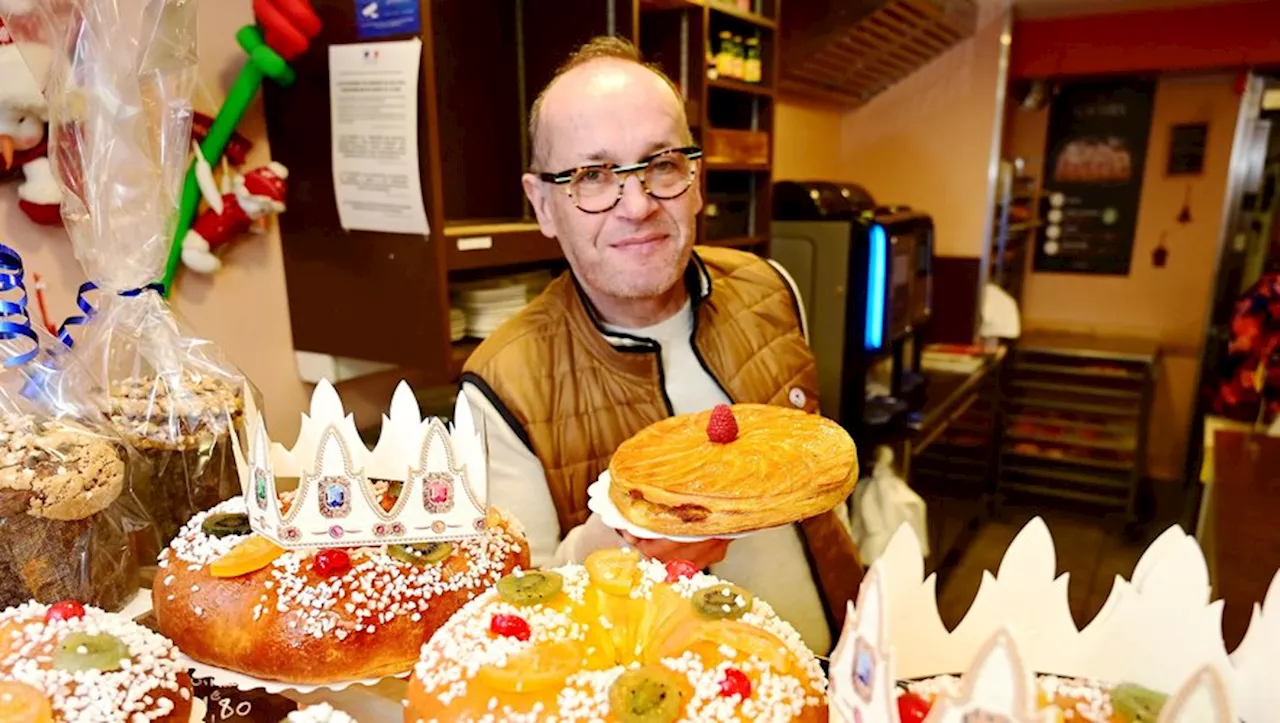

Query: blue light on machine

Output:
[865, 224, 886, 351]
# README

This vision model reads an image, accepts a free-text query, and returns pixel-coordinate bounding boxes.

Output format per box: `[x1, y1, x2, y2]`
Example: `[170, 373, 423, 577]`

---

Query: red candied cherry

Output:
[718, 668, 751, 699]
[43, 601, 85, 623]
[897, 692, 931, 723]
[489, 613, 531, 641]
[313, 549, 351, 578]
[664, 559, 700, 583]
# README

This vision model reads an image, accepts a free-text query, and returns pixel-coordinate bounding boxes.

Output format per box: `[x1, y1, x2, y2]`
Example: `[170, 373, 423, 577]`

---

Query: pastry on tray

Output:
[405, 548, 828, 722]
[0, 599, 201, 722]
[152, 498, 529, 685]
[608, 403, 857, 536]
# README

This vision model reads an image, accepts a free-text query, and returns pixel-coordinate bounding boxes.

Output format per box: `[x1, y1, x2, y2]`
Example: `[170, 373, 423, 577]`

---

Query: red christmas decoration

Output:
[180, 162, 289, 274]
[0, 16, 60, 226]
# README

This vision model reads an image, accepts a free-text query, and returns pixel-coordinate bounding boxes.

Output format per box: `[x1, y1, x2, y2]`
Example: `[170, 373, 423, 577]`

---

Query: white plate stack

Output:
[452, 270, 554, 340]
[449, 308, 467, 342]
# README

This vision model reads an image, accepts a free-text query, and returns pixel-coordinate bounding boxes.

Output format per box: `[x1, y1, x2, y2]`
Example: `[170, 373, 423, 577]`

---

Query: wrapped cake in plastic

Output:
[3, 0, 258, 550]
[0, 245, 153, 612]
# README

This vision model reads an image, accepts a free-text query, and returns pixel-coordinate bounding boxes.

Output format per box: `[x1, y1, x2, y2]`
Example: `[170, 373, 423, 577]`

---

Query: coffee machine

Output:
[770, 181, 935, 453]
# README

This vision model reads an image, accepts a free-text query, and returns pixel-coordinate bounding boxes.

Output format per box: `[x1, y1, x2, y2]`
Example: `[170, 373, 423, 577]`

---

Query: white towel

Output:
[981, 282, 1022, 340]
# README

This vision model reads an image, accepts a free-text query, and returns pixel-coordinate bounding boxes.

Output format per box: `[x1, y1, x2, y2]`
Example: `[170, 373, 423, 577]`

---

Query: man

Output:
[459, 36, 861, 655]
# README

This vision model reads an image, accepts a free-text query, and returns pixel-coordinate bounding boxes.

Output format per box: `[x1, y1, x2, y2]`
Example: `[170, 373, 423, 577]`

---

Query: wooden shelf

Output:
[640, 0, 704, 9]
[707, 76, 774, 97]
[444, 220, 563, 271]
[706, 161, 771, 171]
[707, 2, 777, 29]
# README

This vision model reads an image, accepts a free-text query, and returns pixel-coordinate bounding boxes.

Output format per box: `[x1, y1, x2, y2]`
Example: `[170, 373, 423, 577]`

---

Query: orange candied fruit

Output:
[585, 548, 642, 597]
[210, 535, 287, 578]
[0, 681, 53, 723]
[475, 639, 585, 694]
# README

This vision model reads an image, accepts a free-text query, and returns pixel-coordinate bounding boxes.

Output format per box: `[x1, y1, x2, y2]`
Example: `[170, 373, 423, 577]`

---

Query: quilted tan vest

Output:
[462, 246, 863, 633]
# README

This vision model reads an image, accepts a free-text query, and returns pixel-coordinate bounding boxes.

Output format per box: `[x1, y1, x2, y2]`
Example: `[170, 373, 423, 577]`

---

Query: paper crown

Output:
[828, 517, 1266, 722]
[231, 379, 489, 550]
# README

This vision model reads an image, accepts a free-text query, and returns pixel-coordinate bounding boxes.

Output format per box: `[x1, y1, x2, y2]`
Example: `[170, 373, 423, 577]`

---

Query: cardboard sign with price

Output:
[194, 676, 300, 722]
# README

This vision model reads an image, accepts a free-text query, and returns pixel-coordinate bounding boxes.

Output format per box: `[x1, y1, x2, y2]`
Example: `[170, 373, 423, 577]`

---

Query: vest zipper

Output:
[689, 304, 734, 403]
[648, 340, 676, 416]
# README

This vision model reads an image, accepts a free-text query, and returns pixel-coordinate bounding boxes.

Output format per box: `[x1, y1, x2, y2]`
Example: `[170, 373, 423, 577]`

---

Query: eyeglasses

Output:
[538, 146, 703, 214]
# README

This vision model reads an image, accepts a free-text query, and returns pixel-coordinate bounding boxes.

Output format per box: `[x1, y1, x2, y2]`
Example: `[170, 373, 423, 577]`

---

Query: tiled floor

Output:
[931, 495, 1186, 630]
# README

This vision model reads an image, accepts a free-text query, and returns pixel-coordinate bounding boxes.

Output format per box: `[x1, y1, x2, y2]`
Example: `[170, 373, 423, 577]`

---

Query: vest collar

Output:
[569, 251, 713, 349]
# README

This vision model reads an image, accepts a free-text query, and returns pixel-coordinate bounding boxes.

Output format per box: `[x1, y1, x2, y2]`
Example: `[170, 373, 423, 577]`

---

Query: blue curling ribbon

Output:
[0, 243, 41, 368]
[56, 281, 165, 349]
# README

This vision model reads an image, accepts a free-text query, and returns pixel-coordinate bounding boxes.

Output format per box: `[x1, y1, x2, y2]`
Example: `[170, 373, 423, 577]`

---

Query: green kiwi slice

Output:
[692, 584, 754, 620]
[52, 632, 129, 673]
[496, 570, 564, 606]
[388, 542, 454, 567]
[609, 666, 683, 723]
[201, 513, 251, 539]
[1112, 683, 1168, 722]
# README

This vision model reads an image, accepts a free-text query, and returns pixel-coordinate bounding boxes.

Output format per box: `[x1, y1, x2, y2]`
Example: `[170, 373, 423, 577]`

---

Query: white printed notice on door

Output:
[328, 39, 431, 235]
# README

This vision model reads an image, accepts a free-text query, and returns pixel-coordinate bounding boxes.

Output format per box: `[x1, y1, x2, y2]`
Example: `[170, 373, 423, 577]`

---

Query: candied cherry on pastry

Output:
[210, 535, 287, 578]
[664, 559, 700, 583]
[489, 613, 531, 641]
[718, 668, 751, 699]
[897, 691, 931, 723]
[43, 600, 86, 623]
[0, 681, 54, 723]
[313, 548, 352, 578]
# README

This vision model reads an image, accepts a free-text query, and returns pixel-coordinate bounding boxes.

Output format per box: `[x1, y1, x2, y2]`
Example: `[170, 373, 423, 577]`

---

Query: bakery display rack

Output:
[998, 330, 1159, 527]
[990, 158, 1039, 303]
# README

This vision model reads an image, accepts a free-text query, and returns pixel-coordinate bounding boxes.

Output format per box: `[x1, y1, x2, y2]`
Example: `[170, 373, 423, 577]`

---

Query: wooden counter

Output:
[1206, 427, 1280, 651]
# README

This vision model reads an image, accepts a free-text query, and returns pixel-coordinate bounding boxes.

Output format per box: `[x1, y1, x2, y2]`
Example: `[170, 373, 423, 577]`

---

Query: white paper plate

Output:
[587, 471, 781, 543]
[177, 651, 409, 695]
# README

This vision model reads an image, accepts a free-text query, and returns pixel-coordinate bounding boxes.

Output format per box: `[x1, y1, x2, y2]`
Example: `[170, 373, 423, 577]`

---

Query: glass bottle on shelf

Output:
[731, 35, 745, 80]
[716, 31, 736, 78]
[744, 36, 762, 83]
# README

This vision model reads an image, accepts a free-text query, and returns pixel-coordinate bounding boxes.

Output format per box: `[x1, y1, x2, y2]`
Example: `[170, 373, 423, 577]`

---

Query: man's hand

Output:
[620, 532, 731, 570]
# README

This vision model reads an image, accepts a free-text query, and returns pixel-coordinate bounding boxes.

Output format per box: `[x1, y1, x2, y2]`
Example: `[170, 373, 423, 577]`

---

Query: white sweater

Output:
[460, 266, 844, 655]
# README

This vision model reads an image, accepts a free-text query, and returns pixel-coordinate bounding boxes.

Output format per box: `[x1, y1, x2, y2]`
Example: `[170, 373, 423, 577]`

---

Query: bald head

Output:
[528, 36, 691, 172]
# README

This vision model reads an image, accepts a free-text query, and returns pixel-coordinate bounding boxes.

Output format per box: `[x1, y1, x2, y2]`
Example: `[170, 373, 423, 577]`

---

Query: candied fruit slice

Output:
[210, 536, 286, 578]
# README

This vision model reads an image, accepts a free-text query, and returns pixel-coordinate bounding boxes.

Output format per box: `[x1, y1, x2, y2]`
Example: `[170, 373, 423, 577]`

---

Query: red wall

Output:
[1012, 0, 1280, 80]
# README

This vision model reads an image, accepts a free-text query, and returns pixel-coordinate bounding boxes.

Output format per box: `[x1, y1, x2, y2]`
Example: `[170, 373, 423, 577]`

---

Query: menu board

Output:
[1035, 80, 1156, 275]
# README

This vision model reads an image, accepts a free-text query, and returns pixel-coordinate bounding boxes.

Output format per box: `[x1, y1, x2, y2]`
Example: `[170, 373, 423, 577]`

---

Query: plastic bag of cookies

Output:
[1, 0, 259, 551]
[0, 244, 155, 612]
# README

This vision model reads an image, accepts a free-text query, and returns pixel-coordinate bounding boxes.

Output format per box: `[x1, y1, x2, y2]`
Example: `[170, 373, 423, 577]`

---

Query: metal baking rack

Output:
[997, 330, 1159, 525]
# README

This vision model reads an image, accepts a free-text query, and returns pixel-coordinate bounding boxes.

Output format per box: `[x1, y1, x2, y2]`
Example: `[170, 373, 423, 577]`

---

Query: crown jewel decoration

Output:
[231, 379, 489, 550]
